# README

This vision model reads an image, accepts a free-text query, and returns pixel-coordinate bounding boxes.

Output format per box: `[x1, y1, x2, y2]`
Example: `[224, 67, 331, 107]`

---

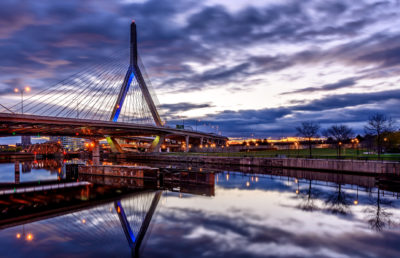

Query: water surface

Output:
[1, 160, 399, 257]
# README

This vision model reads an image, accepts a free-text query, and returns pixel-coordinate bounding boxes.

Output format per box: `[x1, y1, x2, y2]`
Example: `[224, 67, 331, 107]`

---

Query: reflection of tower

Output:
[115, 191, 162, 257]
[14, 161, 20, 184]
[21, 162, 32, 173]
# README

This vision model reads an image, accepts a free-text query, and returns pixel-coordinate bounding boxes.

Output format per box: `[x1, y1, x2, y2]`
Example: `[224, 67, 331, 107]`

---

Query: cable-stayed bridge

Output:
[0, 21, 227, 152]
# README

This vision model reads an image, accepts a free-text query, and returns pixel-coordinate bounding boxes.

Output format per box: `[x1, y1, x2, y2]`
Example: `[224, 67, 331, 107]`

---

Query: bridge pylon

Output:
[110, 21, 162, 126]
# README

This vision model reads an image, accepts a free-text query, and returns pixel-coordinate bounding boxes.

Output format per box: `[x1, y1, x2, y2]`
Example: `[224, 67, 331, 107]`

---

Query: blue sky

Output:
[0, 0, 400, 141]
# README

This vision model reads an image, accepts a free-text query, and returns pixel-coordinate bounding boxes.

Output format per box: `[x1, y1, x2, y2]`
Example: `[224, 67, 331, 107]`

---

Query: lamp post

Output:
[355, 138, 359, 157]
[14, 86, 31, 114]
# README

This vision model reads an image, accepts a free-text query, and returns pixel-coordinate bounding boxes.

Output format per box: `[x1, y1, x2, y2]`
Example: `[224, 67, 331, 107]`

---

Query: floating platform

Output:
[76, 164, 215, 187]
[79, 165, 158, 179]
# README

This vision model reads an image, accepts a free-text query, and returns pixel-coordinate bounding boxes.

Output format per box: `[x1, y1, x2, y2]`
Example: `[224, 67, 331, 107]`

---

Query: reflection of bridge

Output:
[0, 179, 161, 256]
[0, 21, 227, 153]
[1, 162, 216, 256]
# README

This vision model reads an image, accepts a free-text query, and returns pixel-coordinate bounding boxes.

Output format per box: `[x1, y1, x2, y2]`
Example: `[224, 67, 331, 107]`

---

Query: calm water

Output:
[1, 160, 400, 258]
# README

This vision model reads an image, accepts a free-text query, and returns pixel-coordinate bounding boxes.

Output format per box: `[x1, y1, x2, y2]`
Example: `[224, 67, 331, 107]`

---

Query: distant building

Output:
[50, 136, 85, 151]
[21, 136, 31, 147]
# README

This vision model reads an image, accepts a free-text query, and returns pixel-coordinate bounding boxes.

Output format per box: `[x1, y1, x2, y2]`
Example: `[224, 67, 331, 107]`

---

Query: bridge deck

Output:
[0, 113, 227, 141]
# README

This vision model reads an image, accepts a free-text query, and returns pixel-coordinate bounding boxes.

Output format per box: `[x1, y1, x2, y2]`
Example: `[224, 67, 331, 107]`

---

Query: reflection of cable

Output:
[12, 191, 158, 251]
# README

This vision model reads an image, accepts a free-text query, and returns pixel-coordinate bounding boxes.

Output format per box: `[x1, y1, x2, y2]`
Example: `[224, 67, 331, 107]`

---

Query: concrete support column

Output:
[200, 137, 204, 147]
[93, 139, 100, 165]
[149, 135, 165, 152]
[14, 161, 20, 184]
[106, 136, 124, 153]
[185, 135, 189, 152]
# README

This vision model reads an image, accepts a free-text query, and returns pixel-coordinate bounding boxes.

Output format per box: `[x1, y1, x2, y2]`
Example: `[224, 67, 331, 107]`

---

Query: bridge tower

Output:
[110, 21, 162, 126]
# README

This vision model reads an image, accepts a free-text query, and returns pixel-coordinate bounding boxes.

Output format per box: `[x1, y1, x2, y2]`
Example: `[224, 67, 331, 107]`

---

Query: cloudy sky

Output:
[1, 0, 400, 139]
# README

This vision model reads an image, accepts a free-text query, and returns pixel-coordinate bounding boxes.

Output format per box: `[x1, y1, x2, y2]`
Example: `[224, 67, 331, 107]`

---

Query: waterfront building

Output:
[50, 136, 85, 151]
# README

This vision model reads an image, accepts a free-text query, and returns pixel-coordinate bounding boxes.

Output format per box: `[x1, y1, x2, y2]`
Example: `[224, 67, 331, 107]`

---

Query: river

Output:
[0, 159, 399, 257]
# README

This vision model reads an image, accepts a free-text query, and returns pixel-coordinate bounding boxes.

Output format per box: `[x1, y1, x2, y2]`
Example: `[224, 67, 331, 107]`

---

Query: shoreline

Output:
[114, 153, 400, 175]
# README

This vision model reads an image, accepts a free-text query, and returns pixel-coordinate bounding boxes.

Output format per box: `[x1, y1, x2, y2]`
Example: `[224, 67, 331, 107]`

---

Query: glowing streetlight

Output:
[14, 86, 31, 114]
[26, 233, 33, 241]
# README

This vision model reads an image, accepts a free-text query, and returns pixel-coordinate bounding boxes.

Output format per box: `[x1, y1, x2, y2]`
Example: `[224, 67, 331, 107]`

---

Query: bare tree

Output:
[364, 189, 394, 231]
[324, 183, 351, 215]
[296, 121, 320, 157]
[324, 125, 353, 157]
[297, 180, 322, 212]
[364, 113, 395, 158]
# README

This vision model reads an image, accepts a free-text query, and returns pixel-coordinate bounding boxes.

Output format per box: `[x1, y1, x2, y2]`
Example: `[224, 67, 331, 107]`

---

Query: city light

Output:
[26, 233, 33, 241]
[14, 86, 31, 114]
[16, 233, 21, 239]
[246, 181, 250, 187]
[354, 200, 358, 205]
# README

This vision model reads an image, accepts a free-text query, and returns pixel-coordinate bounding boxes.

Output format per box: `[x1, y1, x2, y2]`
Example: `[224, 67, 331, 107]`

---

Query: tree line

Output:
[296, 113, 398, 157]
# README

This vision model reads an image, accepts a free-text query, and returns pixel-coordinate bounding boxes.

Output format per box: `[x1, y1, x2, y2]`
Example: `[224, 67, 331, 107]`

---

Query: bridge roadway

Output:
[0, 112, 227, 143]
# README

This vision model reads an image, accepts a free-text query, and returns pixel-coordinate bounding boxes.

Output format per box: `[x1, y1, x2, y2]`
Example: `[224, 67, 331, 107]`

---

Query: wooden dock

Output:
[78, 165, 158, 179]
[77, 164, 215, 187]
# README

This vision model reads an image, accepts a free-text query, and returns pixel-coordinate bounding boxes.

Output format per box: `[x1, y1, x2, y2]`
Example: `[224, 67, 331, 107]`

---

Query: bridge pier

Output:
[92, 140, 100, 165]
[149, 135, 165, 152]
[106, 136, 124, 153]
[14, 161, 20, 184]
[185, 135, 189, 152]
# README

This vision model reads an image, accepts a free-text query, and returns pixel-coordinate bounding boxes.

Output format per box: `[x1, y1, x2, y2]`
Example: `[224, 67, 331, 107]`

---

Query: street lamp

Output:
[14, 86, 31, 114]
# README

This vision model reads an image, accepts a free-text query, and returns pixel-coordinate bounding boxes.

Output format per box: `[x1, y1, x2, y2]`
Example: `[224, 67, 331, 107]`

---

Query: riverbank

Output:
[115, 153, 400, 175]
